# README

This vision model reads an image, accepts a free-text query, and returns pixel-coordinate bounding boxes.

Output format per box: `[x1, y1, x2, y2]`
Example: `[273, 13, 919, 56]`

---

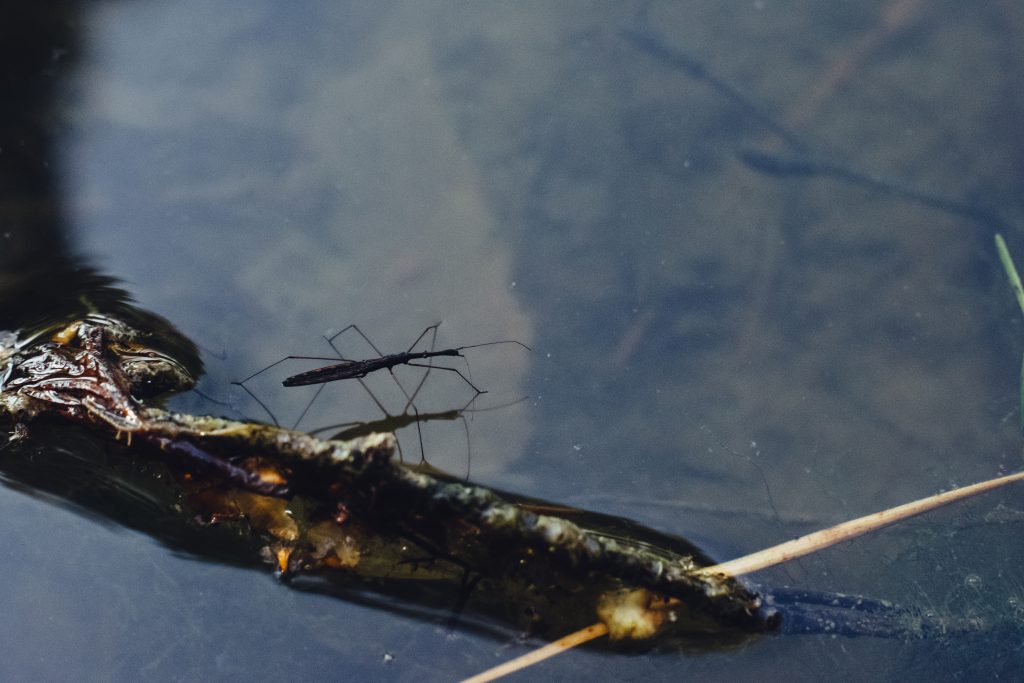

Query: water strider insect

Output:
[232, 323, 530, 461]
[234, 323, 528, 416]
[277, 322, 530, 393]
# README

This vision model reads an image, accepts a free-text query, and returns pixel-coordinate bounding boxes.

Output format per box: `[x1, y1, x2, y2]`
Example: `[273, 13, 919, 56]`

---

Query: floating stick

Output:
[460, 624, 609, 683]
[697, 470, 1024, 577]
[466, 469, 1024, 682]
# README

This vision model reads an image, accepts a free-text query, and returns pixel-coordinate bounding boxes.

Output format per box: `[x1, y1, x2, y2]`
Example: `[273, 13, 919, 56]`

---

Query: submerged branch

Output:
[5, 309, 1019, 675]
[0, 313, 776, 642]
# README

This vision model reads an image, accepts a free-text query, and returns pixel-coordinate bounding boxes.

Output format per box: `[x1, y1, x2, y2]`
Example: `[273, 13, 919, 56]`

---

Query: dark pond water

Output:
[2, 1, 1024, 680]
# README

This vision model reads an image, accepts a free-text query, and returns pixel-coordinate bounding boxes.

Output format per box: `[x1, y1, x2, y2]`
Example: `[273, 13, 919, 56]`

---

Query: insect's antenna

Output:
[456, 339, 532, 352]
[231, 380, 281, 427]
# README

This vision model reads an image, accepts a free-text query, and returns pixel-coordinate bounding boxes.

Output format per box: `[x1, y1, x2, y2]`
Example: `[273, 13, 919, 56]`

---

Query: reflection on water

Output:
[2, 0, 1024, 679]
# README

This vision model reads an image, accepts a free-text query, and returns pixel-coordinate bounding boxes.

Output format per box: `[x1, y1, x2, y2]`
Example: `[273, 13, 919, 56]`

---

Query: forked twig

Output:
[464, 469, 1024, 682]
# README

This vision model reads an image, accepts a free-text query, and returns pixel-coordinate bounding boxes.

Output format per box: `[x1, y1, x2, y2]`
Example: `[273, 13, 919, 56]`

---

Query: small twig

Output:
[460, 623, 609, 683]
[468, 469, 1024, 681]
[697, 470, 1024, 577]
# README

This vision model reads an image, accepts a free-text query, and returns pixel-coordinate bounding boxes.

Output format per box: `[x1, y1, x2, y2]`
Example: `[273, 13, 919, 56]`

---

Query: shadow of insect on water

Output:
[232, 322, 530, 471]
[309, 395, 530, 480]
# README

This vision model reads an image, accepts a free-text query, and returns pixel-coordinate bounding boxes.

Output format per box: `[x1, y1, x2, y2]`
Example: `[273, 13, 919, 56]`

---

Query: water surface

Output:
[2, 1, 1023, 679]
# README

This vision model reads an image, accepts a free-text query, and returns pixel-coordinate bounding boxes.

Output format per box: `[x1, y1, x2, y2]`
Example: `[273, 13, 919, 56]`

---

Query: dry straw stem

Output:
[464, 469, 1024, 682]
[697, 469, 1024, 576]
[460, 624, 610, 683]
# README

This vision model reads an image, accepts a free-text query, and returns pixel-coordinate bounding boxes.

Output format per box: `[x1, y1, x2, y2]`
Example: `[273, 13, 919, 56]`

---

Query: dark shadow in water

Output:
[0, 418, 767, 652]
[0, 5, 202, 377]
[0, 4, 79, 272]
[2, 412, 1011, 653]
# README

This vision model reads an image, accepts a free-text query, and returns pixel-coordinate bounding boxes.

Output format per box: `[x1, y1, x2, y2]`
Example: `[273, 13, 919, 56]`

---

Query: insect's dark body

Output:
[282, 349, 463, 387]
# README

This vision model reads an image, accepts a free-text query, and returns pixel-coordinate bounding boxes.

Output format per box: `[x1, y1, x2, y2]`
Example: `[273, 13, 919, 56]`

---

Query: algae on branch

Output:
[0, 313, 775, 643]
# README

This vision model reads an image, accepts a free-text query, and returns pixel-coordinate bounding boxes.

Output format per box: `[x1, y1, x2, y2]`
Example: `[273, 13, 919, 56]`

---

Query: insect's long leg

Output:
[445, 569, 484, 635]
[325, 324, 422, 415]
[353, 377, 389, 415]
[397, 366, 431, 414]
[401, 335, 477, 475]
[395, 324, 444, 455]
[233, 380, 281, 427]
[408, 402, 424, 463]
[319, 324, 433, 462]
[291, 382, 327, 430]
[412, 337, 530, 411]
[402, 362, 487, 396]
[234, 355, 315, 385]
[404, 322, 442, 353]
[384, 366, 420, 415]
[234, 354, 349, 428]
[319, 330, 391, 414]
[236, 354, 352, 386]
[385, 323, 442, 414]
[457, 402, 472, 480]
[400, 336, 529, 411]
[459, 354, 475, 398]
[395, 324, 442, 413]
[325, 324, 385, 357]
